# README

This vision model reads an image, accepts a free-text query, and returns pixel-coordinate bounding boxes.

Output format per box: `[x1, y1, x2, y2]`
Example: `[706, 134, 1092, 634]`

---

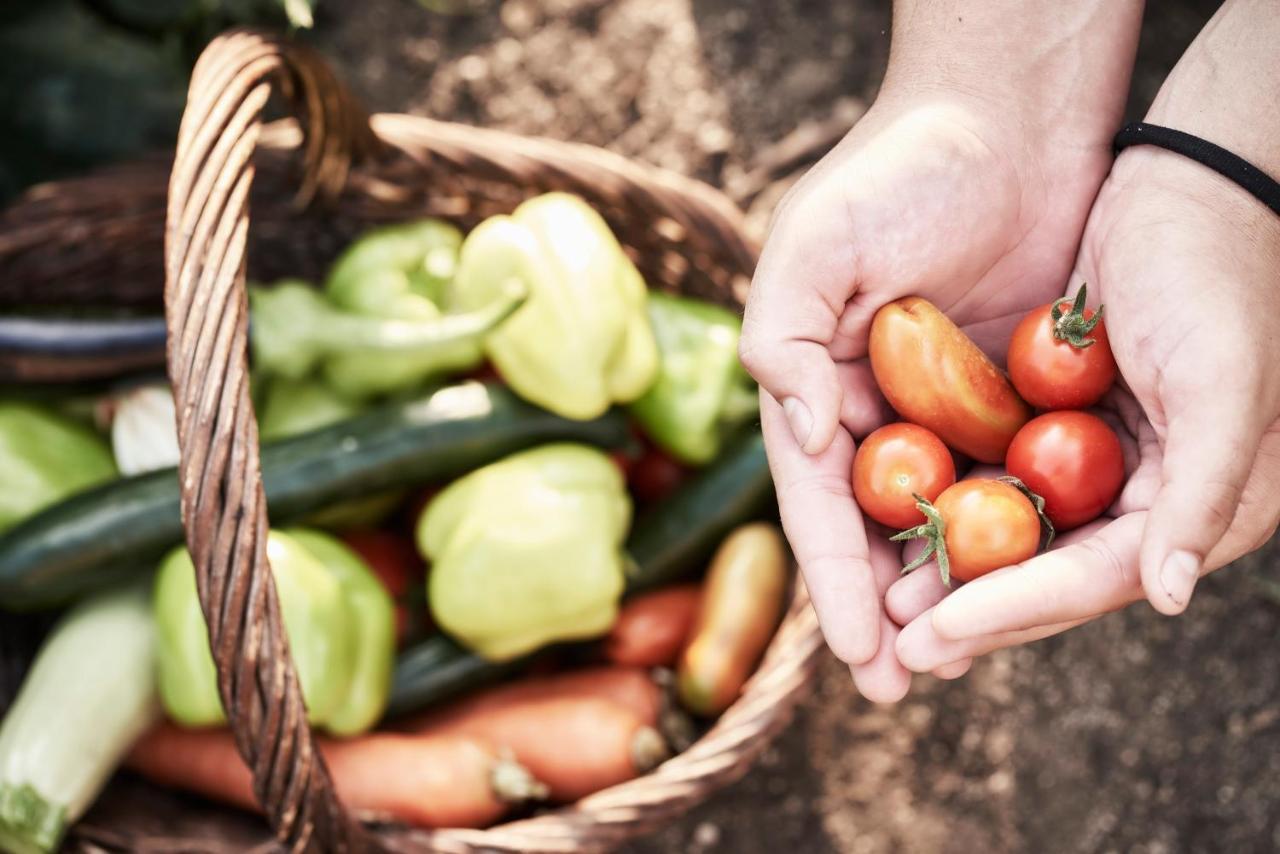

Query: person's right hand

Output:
[740, 90, 1120, 701]
[886, 0, 1280, 675]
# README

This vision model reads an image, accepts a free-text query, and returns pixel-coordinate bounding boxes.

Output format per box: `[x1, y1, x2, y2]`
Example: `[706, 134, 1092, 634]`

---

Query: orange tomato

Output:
[934, 479, 1041, 583]
[869, 297, 1030, 463]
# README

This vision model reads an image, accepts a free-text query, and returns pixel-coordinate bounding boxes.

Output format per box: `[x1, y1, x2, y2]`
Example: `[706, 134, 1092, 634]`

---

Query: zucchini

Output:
[386, 633, 525, 719]
[385, 428, 774, 718]
[0, 382, 630, 610]
[624, 429, 774, 592]
[0, 582, 158, 854]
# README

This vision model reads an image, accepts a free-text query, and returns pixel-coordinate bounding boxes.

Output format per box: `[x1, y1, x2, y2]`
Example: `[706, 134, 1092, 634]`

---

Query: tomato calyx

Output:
[891, 493, 954, 588]
[891, 478, 1055, 588]
[1051, 284, 1105, 349]
[996, 475, 1056, 550]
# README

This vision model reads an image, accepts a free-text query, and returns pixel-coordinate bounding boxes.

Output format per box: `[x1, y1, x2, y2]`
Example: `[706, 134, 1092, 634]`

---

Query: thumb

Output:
[739, 193, 860, 455]
[1140, 400, 1263, 615]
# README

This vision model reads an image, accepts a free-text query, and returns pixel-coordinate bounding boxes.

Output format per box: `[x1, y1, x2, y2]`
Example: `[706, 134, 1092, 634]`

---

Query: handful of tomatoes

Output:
[853, 287, 1124, 586]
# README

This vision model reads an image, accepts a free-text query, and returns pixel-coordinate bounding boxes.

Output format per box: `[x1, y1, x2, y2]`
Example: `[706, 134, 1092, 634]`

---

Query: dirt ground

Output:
[302, 1, 1280, 852]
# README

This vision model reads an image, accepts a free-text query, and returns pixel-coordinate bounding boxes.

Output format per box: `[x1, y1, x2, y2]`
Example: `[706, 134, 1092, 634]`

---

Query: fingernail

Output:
[1159, 550, 1200, 610]
[782, 397, 813, 450]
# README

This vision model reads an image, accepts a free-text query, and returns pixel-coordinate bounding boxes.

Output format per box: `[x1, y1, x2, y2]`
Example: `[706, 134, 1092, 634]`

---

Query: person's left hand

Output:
[886, 142, 1280, 674]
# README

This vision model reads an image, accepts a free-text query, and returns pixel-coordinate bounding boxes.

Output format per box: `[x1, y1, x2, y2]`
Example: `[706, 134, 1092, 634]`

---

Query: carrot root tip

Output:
[630, 726, 671, 773]
[490, 754, 549, 804]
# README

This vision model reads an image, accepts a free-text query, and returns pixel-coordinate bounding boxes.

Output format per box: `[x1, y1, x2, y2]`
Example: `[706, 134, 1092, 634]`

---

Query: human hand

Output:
[740, 2, 1143, 701]
[889, 142, 1280, 675]
[888, 0, 1280, 674]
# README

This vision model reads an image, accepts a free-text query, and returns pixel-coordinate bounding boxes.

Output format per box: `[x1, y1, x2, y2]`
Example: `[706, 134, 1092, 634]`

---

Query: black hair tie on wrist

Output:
[1113, 122, 1280, 218]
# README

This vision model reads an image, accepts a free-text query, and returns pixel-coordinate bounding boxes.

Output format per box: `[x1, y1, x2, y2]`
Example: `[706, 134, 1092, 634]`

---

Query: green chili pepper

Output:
[629, 292, 758, 465]
[248, 277, 524, 399]
[449, 193, 660, 420]
[153, 527, 395, 736]
[418, 443, 630, 661]
[0, 403, 117, 534]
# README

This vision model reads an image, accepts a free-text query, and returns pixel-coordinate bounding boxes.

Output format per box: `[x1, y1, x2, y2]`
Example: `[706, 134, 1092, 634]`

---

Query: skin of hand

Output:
[889, 0, 1280, 672]
[740, 0, 1144, 701]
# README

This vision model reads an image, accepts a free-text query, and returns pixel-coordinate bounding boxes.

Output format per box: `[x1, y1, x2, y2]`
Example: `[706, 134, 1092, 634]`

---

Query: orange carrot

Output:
[127, 723, 544, 828]
[678, 523, 787, 716]
[604, 584, 701, 667]
[398, 665, 664, 732]
[409, 695, 668, 801]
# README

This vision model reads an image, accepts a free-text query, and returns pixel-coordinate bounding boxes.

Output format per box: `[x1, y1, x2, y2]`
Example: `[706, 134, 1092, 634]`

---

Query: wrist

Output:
[878, 0, 1143, 156]
[1142, 0, 1280, 180]
[1107, 146, 1280, 245]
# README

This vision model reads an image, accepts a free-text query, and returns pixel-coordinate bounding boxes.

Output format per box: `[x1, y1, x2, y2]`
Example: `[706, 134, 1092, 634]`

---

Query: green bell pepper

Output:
[154, 527, 395, 736]
[629, 292, 759, 464]
[248, 277, 524, 400]
[326, 219, 463, 319]
[449, 193, 660, 420]
[0, 403, 117, 534]
[419, 443, 629, 661]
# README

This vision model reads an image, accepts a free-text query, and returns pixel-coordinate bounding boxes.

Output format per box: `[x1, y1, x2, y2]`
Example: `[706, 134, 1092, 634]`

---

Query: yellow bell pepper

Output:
[449, 194, 659, 420]
[418, 443, 630, 661]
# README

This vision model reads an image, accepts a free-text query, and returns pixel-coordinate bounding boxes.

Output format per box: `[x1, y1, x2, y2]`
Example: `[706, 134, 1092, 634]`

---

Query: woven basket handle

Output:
[163, 30, 378, 853]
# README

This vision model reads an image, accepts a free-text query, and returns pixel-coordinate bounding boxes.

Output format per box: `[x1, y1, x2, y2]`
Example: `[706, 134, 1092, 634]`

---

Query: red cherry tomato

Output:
[627, 445, 688, 506]
[463, 361, 502, 383]
[852, 423, 956, 528]
[1005, 411, 1124, 530]
[932, 479, 1041, 583]
[1008, 289, 1117, 410]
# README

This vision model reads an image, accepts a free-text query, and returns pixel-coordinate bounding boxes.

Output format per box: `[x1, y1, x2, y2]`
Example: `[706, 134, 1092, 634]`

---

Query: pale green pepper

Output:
[153, 528, 395, 736]
[258, 375, 363, 442]
[249, 277, 523, 400]
[319, 219, 508, 397]
[449, 193, 660, 420]
[0, 402, 117, 534]
[326, 219, 463, 320]
[419, 443, 630, 661]
[630, 292, 759, 464]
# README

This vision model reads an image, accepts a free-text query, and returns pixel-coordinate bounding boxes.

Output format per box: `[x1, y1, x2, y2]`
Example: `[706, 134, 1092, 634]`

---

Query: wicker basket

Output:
[0, 29, 825, 854]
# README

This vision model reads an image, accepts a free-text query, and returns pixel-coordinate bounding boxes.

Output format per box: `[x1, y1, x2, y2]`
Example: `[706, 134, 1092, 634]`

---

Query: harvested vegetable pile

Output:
[0, 193, 786, 852]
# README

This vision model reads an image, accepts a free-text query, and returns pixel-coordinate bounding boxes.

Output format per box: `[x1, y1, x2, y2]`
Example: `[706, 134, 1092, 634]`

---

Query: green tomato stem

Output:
[1050, 283, 1104, 349]
[890, 493, 952, 588]
[997, 475, 1056, 551]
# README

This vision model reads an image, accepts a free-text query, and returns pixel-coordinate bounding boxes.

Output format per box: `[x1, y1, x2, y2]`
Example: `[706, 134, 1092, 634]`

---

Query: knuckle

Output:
[1190, 478, 1245, 532]
[779, 472, 853, 505]
[736, 335, 769, 378]
[1250, 521, 1279, 556]
[1075, 536, 1135, 594]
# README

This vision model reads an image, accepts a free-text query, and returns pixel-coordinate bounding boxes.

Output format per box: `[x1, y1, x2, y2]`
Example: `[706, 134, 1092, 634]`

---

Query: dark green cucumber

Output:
[385, 428, 775, 718]
[385, 634, 525, 719]
[0, 382, 629, 610]
[624, 429, 774, 593]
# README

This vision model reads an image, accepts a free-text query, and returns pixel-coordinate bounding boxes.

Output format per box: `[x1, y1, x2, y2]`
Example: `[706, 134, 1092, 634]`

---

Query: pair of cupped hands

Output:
[739, 85, 1280, 701]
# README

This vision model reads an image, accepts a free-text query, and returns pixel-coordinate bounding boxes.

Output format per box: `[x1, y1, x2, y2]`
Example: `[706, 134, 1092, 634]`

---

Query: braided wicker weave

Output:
[1, 29, 826, 854]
